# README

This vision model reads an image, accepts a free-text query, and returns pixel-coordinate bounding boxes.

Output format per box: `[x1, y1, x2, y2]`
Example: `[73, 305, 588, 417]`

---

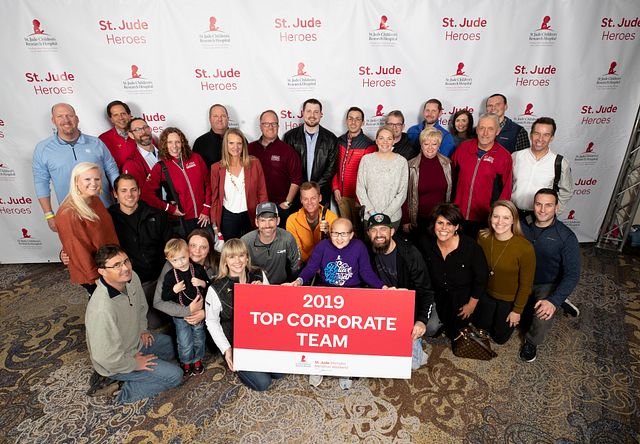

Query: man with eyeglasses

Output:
[193, 103, 229, 169]
[32, 103, 120, 232]
[385, 110, 417, 160]
[241, 202, 300, 284]
[121, 117, 159, 193]
[85, 244, 182, 402]
[248, 110, 302, 226]
[99, 100, 136, 170]
[407, 99, 456, 157]
[332, 107, 376, 233]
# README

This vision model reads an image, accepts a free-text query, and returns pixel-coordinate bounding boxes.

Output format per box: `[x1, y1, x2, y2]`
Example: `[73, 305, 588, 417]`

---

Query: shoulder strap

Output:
[159, 161, 183, 212]
[553, 154, 563, 193]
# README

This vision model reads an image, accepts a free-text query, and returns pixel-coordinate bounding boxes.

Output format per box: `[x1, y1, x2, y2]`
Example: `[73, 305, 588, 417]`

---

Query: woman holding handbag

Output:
[420, 203, 488, 343]
[141, 127, 213, 237]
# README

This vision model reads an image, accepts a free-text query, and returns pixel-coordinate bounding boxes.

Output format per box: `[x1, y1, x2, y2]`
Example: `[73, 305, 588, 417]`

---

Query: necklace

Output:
[489, 235, 512, 276]
[173, 262, 202, 305]
[228, 169, 244, 192]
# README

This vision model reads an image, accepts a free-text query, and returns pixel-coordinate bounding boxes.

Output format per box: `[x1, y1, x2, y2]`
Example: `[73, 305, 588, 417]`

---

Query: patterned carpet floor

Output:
[1, 246, 639, 443]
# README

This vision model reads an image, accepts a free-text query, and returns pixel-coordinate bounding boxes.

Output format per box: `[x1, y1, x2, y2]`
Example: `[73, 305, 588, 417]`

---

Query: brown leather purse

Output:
[452, 325, 497, 360]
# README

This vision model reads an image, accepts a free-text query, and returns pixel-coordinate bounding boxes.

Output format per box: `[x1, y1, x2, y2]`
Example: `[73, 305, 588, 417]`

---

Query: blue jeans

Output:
[238, 371, 285, 391]
[173, 317, 206, 364]
[110, 332, 182, 404]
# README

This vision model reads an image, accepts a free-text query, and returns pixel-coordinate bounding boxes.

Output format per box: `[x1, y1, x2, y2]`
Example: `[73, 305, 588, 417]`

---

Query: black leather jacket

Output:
[283, 124, 338, 204]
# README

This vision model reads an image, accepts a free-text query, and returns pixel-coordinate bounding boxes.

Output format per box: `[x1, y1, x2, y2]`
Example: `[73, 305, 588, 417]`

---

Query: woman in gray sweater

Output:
[356, 126, 408, 229]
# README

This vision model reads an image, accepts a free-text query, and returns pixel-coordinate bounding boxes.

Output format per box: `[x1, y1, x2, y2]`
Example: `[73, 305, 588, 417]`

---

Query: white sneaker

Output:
[308, 374, 323, 387]
[338, 377, 352, 390]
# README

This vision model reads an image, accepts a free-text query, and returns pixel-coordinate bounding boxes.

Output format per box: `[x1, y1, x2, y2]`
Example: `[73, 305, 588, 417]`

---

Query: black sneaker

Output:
[86, 370, 120, 397]
[519, 341, 537, 362]
[182, 363, 192, 377]
[561, 299, 580, 317]
[193, 360, 205, 375]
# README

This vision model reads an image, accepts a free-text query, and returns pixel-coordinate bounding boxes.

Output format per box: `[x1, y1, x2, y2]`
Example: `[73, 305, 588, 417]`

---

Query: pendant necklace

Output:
[489, 235, 512, 276]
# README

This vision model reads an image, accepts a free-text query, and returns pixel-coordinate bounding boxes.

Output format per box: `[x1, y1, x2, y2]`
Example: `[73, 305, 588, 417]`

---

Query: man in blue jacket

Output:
[520, 188, 580, 362]
[407, 99, 455, 157]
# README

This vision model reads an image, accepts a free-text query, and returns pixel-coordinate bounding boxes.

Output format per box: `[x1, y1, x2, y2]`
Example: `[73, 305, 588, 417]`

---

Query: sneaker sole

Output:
[90, 381, 121, 397]
[561, 300, 580, 317]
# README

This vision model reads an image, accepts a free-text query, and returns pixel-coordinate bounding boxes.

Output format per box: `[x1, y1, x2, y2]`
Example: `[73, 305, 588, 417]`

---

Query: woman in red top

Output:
[56, 162, 119, 294]
[210, 129, 267, 240]
[142, 127, 212, 236]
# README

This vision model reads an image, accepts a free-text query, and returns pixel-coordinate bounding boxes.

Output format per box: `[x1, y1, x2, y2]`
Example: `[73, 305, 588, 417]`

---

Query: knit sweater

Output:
[56, 196, 119, 284]
[477, 234, 535, 313]
[356, 152, 408, 223]
[85, 272, 148, 376]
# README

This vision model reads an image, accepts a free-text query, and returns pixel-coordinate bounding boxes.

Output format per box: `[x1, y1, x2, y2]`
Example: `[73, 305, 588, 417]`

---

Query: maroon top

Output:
[418, 155, 448, 219]
[248, 138, 302, 203]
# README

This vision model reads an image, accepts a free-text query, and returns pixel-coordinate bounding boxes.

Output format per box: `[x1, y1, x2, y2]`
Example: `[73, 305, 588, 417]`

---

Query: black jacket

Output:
[419, 234, 488, 308]
[193, 129, 224, 169]
[371, 236, 434, 325]
[283, 124, 338, 204]
[109, 201, 172, 282]
[393, 133, 419, 161]
[211, 270, 264, 346]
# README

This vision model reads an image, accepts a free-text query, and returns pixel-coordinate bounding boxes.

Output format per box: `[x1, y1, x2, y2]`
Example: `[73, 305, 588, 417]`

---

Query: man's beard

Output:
[372, 238, 390, 255]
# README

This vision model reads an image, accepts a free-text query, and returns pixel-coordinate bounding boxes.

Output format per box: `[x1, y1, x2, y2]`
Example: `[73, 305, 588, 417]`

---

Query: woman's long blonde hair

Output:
[220, 128, 251, 168]
[59, 162, 102, 221]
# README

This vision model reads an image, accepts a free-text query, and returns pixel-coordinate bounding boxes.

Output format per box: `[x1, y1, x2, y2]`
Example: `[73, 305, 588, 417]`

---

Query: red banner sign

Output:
[233, 284, 415, 379]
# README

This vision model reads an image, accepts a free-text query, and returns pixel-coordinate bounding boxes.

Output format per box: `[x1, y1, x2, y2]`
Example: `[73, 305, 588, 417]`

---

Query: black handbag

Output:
[452, 325, 497, 360]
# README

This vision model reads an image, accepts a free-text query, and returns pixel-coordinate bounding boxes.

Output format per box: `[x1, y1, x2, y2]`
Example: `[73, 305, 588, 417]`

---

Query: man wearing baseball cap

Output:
[241, 202, 301, 284]
[367, 213, 434, 369]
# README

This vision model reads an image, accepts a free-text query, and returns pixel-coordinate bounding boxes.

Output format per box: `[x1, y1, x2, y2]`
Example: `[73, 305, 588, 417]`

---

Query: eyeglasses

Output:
[330, 231, 352, 238]
[103, 258, 131, 270]
[387, 123, 403, 128]
[260, 122, 279, 128]
[347, 117, 363, 122]
[130, 125, 151, 133]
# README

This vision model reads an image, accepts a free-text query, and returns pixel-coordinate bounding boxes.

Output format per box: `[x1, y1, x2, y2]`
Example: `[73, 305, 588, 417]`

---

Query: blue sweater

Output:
[406, 121, 456, 157]
[299, 239, 384, 288]
[522, 219, 580, 307]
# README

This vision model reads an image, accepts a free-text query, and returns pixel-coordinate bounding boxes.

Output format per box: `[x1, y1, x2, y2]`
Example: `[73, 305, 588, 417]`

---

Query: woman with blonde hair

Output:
[356, 126, 408, 229]
[56, 162, 119, 294]
[403, 127, 452, 237]
[210, 129, 268, 239]
[205, 239, 283, 391]
[474, 200, 535, 344]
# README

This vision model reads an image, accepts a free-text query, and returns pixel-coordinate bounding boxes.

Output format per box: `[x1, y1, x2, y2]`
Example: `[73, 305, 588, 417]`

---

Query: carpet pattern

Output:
[1, 248, 639, 443]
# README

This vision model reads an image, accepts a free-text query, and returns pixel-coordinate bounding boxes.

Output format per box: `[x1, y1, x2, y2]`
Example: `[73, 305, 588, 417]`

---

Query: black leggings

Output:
[473, 295, 515, 344]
